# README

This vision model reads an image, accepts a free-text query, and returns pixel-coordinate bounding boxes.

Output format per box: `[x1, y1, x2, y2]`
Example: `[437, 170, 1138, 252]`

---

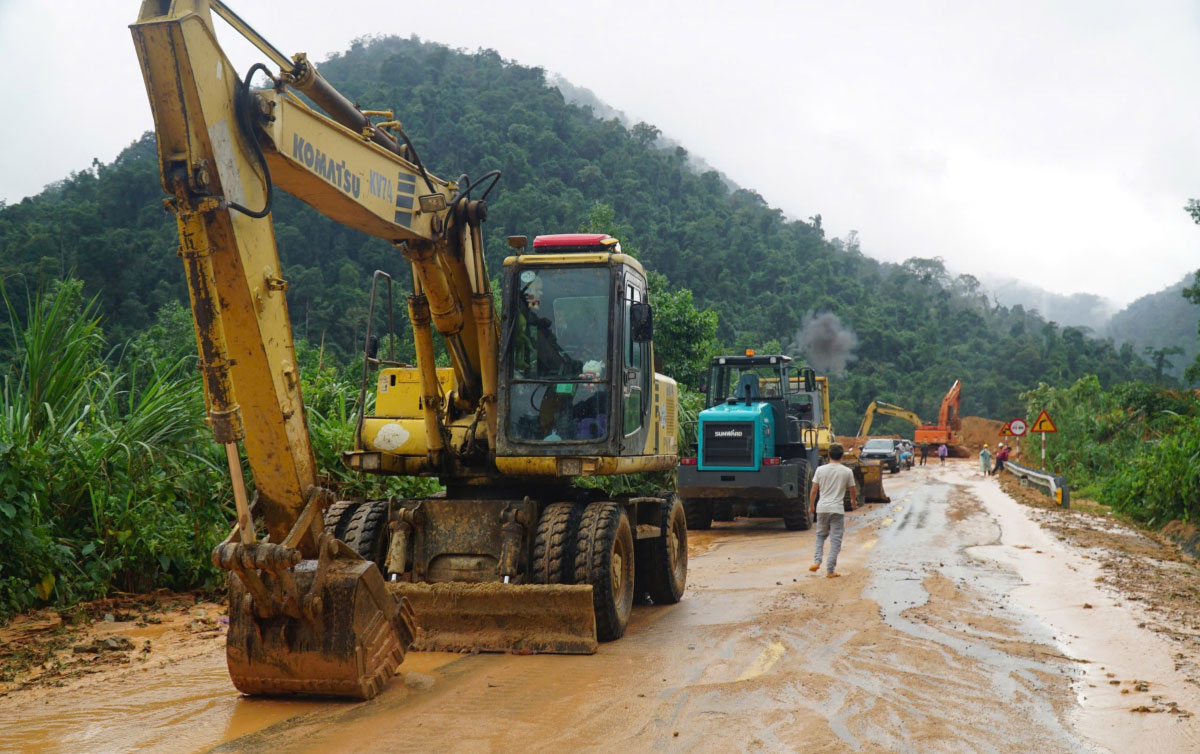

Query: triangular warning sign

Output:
[999, 421, 1012, 436]
[1030, 409, 1057, 433]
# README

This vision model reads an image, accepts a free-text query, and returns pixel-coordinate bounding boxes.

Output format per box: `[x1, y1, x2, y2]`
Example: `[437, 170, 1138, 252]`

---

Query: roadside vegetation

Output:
[1020, 376, 1200, 526]
[0, 283, 433, 618]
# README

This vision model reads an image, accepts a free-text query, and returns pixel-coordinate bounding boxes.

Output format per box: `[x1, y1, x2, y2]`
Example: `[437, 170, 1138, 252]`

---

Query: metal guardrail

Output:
[1004, 459, 1070, 508]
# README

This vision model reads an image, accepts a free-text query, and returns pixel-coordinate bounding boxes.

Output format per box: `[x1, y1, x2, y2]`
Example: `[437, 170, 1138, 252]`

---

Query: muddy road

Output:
[4, 461, 1200, 753]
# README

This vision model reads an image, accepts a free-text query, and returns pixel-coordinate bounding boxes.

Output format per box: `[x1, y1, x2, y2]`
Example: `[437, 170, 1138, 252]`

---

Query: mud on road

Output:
[3, 461, 1199, 753]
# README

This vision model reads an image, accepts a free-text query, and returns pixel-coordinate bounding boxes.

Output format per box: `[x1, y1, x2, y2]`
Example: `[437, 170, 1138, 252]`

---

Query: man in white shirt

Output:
[808, 443, 857, 578]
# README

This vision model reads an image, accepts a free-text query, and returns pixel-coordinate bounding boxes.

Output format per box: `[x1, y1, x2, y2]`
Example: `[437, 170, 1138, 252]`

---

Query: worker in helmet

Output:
[992, 443, 1009, 475]
[979, 443, 992, 476]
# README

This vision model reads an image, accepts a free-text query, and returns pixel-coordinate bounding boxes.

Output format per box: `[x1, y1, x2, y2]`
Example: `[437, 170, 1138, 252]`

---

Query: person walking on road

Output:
[809, 442, 857, 578]
[979, 444, 992, 476]
[992, 443, 1009, 474]
[919, 444, 929, 466]
[937, 443, 948, 465]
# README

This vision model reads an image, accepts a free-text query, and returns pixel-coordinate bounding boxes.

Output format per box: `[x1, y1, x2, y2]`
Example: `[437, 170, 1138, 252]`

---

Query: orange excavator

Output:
[914, 379, 962, 447]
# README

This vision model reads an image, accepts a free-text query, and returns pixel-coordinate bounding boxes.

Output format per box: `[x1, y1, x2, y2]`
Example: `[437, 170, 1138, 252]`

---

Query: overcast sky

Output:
[1, 0, 1197, 307]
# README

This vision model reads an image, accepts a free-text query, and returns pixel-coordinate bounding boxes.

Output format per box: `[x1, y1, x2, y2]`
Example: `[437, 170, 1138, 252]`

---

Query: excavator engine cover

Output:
[226, 557, 416, 699]
[388, 582, 597, 654]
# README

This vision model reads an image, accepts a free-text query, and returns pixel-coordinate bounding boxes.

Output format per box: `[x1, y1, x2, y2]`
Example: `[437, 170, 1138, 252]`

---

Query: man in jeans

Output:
[808, 443, 858, 578]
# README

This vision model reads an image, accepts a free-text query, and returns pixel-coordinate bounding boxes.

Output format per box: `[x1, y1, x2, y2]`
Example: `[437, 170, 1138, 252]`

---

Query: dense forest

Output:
[0, 35, 1184, 614]
[0, 35, 1166, 429]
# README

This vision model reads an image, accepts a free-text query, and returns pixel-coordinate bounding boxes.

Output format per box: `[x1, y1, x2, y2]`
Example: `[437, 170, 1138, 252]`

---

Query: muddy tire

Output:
[532, 502, 581, 584]
[635, 496, 688, 605]
[323, 500, 361, 540]
[782, 497, 812, 530]
[575, 502, 635, 641]
[341, 499, 391, 571]
[682, 498, 712, 530]
[712, 501, 734, 522]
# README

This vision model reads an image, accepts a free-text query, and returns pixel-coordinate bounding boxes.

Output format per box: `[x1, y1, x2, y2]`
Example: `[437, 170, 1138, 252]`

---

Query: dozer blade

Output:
[389, 582, 598, 654]
[852, 460, 891, 503]
[226, 558, 416, 699]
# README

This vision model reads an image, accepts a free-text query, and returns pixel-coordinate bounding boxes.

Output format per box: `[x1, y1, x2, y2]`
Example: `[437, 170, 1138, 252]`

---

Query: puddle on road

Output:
[0, 648, 466, 754]
[856, 481, 1090, 753]
[968, 480, 1200, 753]
[0, 656, 326, 754]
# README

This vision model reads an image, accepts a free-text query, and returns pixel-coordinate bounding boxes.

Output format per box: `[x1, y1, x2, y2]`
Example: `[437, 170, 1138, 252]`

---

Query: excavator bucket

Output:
[388, 582, 598, 654]
[225, 557, 416, 699]
[851, 460, 890, 504]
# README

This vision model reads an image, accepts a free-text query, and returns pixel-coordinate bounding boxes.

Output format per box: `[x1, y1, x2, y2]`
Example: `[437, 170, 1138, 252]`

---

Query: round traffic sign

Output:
[1009, 418, 1027, 436]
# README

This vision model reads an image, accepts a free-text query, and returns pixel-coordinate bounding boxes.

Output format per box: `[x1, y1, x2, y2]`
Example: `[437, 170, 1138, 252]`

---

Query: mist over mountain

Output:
[1104, 274, 1199, 379]
[980, 275, 1118, 332]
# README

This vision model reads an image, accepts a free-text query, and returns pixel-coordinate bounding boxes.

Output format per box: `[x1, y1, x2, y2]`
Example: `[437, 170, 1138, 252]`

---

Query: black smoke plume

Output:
[790, 312, 858, 375]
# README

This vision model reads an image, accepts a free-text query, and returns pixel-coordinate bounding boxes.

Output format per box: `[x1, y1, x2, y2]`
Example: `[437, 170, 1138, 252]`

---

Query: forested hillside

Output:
[0, 35, 1162, 433]
[1104, 274, 1199, 381]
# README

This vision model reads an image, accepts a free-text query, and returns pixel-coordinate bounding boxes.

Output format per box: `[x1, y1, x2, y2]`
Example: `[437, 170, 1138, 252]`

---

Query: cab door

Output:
[620, 271, 650, 454]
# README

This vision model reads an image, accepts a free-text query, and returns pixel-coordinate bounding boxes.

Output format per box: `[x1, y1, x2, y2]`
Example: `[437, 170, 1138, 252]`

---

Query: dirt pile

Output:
[0, 590, 224, 697]
[961, 416, 1005, 451]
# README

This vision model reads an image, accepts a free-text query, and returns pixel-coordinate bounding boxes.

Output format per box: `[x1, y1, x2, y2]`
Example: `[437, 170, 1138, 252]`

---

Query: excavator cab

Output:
[495, 234, 675, 466]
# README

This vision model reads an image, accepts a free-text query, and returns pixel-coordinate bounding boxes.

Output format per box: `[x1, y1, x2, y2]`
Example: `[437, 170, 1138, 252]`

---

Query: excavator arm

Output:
[131, 0, 499, 699]
[855, 400, 922, 443]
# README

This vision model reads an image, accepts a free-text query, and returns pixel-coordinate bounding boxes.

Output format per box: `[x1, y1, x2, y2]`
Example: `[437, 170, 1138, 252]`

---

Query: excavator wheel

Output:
[323, 500, 361, 539]
[635, 496, 688, 605]
[575, 502, 635, 641]
[532, 502, 582, 584]
[342, 499, 391, 571]
[682, 498, 713, 530]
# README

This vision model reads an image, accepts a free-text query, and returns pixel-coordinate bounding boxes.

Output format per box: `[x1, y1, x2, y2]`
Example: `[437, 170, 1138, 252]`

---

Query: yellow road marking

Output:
[862, 537, 878, 550]
[881, 518, 893, 527]
[737, 642, 786, 681]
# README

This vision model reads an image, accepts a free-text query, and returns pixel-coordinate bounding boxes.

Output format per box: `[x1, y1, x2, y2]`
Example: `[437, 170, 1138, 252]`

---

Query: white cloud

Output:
[1, 0, 1197, 305]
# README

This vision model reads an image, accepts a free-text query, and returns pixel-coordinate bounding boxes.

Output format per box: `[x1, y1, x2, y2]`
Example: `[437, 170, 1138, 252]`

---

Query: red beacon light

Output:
[531, 233, 621, 254]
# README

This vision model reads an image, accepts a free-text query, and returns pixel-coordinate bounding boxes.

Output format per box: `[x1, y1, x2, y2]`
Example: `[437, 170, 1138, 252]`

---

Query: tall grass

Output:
[0, 281, 227, 613]
[0, 284, 438, 617]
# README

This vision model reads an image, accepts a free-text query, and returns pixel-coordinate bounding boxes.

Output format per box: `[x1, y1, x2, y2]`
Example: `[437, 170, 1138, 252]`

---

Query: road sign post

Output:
[1030, 409, 1058, 469]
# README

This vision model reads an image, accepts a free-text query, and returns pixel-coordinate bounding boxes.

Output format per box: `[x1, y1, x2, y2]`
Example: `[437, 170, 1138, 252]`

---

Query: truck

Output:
[132, 0, 686, 699]
[676, 352, 888, 531]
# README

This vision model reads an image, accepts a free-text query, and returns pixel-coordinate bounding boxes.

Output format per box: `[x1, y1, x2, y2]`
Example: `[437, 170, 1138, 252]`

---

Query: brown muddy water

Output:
[2, 461, 1195, 753]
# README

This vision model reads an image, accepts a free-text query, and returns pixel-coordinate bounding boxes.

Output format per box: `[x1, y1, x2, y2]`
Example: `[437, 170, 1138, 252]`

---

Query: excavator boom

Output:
[128, 0, 476, 698]
[132, 0, 675, 695]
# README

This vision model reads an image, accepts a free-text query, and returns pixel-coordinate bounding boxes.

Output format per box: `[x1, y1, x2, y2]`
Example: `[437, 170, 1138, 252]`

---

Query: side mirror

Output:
[801, 366, 816, 393]
[630, 302, 653, 342]
[366, 334, 380, 361]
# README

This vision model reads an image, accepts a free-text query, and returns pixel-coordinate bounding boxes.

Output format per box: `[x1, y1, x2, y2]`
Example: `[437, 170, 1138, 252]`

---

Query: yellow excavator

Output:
[854, 400, 922, 444]
[131, 0, 686, 700]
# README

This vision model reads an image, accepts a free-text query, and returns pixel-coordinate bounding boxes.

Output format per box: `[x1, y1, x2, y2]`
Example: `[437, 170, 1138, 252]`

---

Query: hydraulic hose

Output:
[226, 63, 276, 218]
